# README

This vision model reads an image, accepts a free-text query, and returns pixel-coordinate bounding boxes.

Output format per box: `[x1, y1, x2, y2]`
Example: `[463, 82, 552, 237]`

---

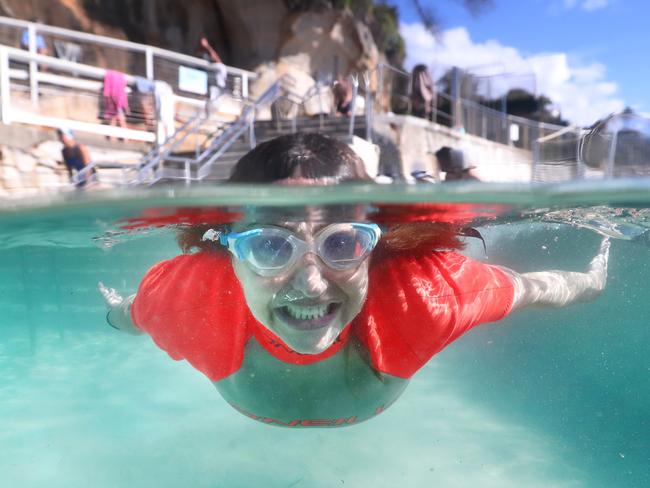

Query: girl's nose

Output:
[291, 261, 328, 297]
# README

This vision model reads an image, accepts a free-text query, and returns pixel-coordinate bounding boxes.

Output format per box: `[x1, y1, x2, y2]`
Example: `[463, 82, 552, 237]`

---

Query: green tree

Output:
[410, 0, 493, 33]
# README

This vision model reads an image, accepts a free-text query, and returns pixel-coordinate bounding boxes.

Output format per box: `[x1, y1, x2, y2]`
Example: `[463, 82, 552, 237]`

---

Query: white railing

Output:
[0, 42, 250, 143]
[71, 161, 140, 188]
[0, 16, 255, 101]
[194, 79, 289, 180]
[531, 124, 585, 182]
[135, 77, 293, 185]
[136, 116, 226, 185]
[372, 63, 567, 152]
[1, 44, 156, 141]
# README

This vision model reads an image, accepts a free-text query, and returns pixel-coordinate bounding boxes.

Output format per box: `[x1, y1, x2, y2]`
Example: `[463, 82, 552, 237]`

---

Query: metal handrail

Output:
[536, 123, 580, 143]
[348, 74, 359, 138]
[3, 45, 137, 81]
[1, 45, 157, 141]
[135, 116, 204, 182]
[197, 109, 254, 179]
[376, 62, 411, 79]
[437, 90, 566, 133]
[372, 63, 412, 115]
[196, 79, 289, 179]
[71, 161, 138, 187]
[363, 72, 373, 142]
[137, 118, 218, 185]
[0, 16, 257, 80]
[372, 61, 569, 150]
[133, 77, 289, 184]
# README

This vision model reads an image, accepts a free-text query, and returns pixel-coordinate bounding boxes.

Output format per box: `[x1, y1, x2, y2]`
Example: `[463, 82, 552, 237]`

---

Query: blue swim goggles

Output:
[213, 223, 381, 277]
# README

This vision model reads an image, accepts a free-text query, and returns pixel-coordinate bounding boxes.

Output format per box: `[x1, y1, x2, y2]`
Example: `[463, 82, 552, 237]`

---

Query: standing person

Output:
[20, 19, 48, 55]
[100, 133, 609, 428]
[332, 77, 353, 116]
[411, 64, 435, 120]
[101, 70, 129, 137]
[56, 128, 93, 186]
[196, 35, 227, 115]
[154, 81, 176, 144]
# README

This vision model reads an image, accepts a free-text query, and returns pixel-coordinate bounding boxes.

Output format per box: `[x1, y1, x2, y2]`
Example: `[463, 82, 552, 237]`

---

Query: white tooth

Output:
[286, 303, 328, 320]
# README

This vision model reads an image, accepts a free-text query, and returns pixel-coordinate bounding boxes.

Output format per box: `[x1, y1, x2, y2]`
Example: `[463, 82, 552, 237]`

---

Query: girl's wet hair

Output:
[178, 133, 465, 254]
[228, 132, 371, 183]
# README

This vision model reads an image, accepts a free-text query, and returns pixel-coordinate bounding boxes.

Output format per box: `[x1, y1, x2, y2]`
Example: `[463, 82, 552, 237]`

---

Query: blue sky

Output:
[394, 0, 646, 125]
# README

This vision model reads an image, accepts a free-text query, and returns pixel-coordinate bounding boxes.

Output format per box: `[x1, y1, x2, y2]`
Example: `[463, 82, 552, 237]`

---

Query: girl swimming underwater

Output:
[101, 133, 609, 428]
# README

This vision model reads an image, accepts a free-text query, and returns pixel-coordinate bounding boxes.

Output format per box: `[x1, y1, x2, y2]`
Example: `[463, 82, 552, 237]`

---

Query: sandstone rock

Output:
[303, 86, 333, 116]
[251, 60, 336, 119]
[279, 10, 379, 79]
[1, 164, 24, 189]
[30, 140, 63, 161]
[215, 0, 288, 70]
[36, 158, 61, 169]
[13, 151, 37, 173]
[35, 166, 68, 188]
[0, 147, 13, 167]
[3, 1, 380, 83]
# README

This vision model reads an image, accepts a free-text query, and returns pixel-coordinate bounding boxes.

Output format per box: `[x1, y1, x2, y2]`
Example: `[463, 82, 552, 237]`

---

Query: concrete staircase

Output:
[190, 115, 368, 182]
[154, 115, 369, 183]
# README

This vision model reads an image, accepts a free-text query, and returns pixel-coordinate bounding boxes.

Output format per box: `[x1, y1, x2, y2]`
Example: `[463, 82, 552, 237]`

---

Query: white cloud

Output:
[399, 23, 625, 125]
[564, 0, 610, 12]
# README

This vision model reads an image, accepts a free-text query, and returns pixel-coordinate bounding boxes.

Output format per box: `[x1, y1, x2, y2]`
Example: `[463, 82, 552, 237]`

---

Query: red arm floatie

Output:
[131, 253, 252, 381]
[354, 252, 515, 378]
[131, 253, 351, 380]
[132, 251, 514, 381]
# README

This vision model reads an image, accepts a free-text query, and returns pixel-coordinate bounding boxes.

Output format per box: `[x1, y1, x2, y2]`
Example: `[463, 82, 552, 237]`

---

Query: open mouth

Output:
[273, 302, 342, 331]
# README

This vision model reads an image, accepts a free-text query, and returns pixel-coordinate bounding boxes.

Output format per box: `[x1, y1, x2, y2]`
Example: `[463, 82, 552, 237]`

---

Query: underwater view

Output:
[0, 182, 648, 488]
[2, 2, 650, 487]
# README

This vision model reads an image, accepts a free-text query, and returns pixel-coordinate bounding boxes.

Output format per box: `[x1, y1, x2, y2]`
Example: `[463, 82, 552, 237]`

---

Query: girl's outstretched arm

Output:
[502, 237, 610, 311]
[98, 282, 141, 335]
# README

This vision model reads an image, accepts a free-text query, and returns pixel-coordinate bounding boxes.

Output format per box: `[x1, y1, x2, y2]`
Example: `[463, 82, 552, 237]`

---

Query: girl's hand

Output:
[98, 282, 141, 335]
[98, 281, 124, 308]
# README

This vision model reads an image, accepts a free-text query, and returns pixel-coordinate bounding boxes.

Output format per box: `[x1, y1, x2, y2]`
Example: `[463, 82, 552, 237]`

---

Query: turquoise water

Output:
[0, 184, 649, 488]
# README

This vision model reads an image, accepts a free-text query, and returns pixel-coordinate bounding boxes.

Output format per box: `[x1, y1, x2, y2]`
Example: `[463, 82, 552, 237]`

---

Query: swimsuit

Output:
[132, 251, 514, 427]
[62, 145, 85, 172]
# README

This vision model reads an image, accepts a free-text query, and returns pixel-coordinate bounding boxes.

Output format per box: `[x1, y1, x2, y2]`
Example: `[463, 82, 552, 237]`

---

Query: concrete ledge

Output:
[374, 114, 532, 182]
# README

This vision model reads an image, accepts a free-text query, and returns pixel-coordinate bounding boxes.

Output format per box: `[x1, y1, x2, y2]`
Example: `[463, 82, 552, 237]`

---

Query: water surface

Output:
[0, 182, 648, 488]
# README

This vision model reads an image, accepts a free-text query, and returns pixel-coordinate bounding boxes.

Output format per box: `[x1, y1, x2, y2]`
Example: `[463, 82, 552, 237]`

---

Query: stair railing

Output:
[363, 72, 373, 143]
[135, 115, 205, 184]
[348, 74, 359, 138]
[196, 76, 293, 180]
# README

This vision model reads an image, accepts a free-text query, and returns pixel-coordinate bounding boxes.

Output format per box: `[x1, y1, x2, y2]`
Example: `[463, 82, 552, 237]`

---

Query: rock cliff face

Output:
[0, 0, 378, 76]
[279, 9, 378, 78]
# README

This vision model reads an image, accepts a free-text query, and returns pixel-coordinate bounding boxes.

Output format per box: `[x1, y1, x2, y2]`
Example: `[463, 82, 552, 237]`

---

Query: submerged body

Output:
[101, 133, 610, 428]
[130, 250, 514, 427]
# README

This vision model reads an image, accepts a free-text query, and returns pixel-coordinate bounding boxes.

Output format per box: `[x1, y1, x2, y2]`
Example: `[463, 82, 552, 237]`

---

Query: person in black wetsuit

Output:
[57, 128, 93, 187]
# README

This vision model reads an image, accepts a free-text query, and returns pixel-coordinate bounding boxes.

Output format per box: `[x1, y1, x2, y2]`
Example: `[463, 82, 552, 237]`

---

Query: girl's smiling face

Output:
[231, 220, 371, 355]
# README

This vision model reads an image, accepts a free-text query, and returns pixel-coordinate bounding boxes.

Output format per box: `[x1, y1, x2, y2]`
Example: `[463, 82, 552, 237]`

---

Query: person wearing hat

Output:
[435, 146, 481, 182]
[57, 128, 93, 186]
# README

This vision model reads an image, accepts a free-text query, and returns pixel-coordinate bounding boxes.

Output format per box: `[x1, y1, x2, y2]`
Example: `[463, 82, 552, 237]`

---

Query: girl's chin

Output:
[263, 311, 349, 354]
